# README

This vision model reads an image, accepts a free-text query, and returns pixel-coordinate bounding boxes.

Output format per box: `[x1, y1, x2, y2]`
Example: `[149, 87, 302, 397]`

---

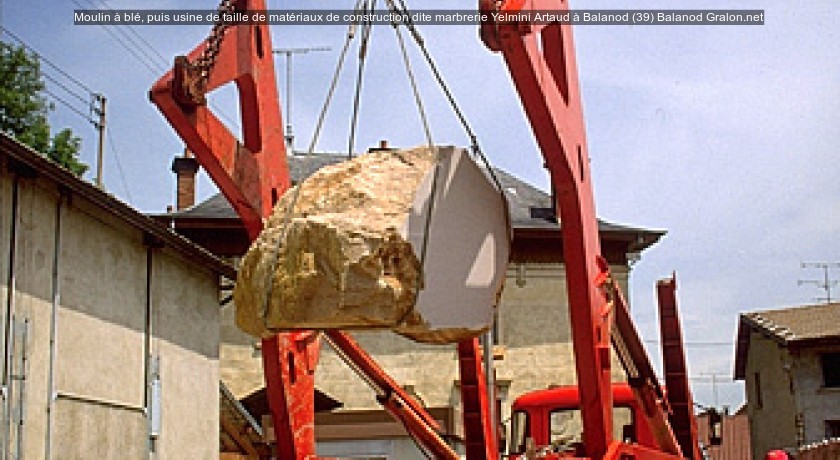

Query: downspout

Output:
[144, 247, 153, 455]
[3, 175, 20, 460]
[143, 238, 162, 457]
[44, 195, 63, 460]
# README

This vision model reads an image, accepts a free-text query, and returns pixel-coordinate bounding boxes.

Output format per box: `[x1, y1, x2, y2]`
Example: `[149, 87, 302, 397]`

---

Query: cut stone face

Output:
[233, 146, 511, 344]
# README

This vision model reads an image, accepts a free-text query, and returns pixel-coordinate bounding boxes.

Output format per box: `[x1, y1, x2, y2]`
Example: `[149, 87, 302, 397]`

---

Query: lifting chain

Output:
[195, 0, 238, 86]
[172, 0, 237, 107]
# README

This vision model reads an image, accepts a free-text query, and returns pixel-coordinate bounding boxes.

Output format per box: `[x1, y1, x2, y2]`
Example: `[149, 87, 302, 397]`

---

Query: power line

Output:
[106, 126, 133, 204]
[643, 340, 732, 347]
[43, 88, 96, 125]
[41, 71, 91, 107]
[75, 4, 162, 76]
[70, 0, 242, 135]
[2, 25, 98, 123]
[89, 0, 169, 68]
[0, 26, 96, 95]
[81, 0, 167, 73]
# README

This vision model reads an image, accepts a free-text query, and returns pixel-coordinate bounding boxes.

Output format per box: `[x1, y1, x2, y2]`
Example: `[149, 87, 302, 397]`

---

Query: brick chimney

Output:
[368, 139, 395, 153]
[170, 149, 200, 211]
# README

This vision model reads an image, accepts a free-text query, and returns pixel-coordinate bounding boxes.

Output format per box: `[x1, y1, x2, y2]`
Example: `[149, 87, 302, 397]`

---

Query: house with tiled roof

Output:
[160, 146, 665, 458]
[734, 302, 840, 459]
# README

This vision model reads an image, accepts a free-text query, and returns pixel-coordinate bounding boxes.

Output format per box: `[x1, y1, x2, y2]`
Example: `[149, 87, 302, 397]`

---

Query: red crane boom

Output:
[150, 0, 699, 458]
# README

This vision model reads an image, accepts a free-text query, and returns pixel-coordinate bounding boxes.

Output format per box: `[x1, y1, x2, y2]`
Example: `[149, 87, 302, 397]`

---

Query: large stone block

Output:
[234, 146, 510, 343]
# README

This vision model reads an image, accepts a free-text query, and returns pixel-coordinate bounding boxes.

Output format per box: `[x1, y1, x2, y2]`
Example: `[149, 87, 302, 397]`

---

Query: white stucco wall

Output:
[0, 156, 222, 459]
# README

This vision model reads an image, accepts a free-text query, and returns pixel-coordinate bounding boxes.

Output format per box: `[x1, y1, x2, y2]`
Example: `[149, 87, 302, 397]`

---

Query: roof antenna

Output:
[798, 262, 840, 303]
[272, 47, 331, 153]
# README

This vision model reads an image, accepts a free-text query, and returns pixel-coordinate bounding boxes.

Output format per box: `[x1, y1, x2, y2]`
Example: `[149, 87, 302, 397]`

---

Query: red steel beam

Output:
[458, 338, 499, 459]
[609, 268, 683, 456]
[148, 2, 322, 457]
[149, 0, 287, 240]
[323, 331, 459, 458]
[481, 0, 614, 456]
[657, 275, 702, 460]
[150, 5, 463, 457]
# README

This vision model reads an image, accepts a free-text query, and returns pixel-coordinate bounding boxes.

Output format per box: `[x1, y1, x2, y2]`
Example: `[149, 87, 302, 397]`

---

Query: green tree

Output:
[0, 41, 88, 176]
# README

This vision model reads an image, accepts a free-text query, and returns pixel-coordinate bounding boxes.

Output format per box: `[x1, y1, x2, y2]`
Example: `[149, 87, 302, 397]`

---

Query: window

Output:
[820, 353, 840, 388]
[508, 410, 529, 455]
[825, 420, 840, 438]
[754, 372, 763, 409]
[548, 406, 634, 449]
[549, 408, 583, 448]
[826, 420, 840, 438]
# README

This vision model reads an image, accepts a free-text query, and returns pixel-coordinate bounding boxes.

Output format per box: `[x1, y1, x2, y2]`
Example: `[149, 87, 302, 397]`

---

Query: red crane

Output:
[150, 0, 699, 458]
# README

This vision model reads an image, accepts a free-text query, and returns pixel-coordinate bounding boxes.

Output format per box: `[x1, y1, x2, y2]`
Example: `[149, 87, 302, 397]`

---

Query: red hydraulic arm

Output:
[480, 1, 689, 458]
[480, 0, 615, 456]
[149, 2, 323, 456]
[149, 1, 476, 458]
[150, 0, 694, 458]
[657, 276, 702, 460]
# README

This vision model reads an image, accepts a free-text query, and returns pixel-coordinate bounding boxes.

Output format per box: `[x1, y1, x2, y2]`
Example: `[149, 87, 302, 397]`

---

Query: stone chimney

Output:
[170, 149, 200, 211]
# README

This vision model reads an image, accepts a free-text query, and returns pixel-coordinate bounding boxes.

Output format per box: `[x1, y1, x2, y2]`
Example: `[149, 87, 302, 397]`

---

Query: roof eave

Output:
[0, 134, 236, 280]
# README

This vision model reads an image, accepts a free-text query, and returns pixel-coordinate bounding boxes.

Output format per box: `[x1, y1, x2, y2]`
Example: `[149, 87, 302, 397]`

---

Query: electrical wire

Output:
[0, 26, 96, 95]
[2, 25, 103, 131]
[74, 0, 165, 75]
[88, 0, 170, 69]
[70, 0, 242, 131]
[43, 88, 96, 125]
[106, 126, 134, 204]
[644, 340, 732, 347]
[41, 72, 91, 107]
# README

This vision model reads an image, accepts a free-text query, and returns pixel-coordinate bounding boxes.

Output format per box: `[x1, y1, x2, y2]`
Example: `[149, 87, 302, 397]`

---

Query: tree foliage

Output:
[0, 41, 88, 176]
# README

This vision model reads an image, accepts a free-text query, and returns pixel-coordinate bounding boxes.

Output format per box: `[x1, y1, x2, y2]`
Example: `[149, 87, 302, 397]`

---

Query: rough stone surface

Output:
[234, 147, 438, 338]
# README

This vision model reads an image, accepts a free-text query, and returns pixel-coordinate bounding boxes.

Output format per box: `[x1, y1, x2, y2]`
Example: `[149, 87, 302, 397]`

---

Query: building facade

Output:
[162, 147, 664, 458]
[0, 134, 233, 458]
[734, 302, 840, 459]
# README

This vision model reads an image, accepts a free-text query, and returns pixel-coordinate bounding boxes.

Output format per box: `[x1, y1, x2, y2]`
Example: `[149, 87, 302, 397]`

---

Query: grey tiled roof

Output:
[741, 303, 840, 343]
[734, 302, 840, 379]
[167, 151, 664, 240]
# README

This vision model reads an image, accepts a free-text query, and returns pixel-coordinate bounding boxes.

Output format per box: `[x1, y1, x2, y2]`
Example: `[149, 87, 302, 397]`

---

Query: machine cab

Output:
[507, 383, 657, 458]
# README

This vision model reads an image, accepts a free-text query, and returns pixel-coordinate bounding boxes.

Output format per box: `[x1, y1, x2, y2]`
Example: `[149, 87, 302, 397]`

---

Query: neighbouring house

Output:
[734, 302, 840, 460]
[160, 145, 664, 458]
[696, 405, 751, 460]
[0, 133, 235, 458]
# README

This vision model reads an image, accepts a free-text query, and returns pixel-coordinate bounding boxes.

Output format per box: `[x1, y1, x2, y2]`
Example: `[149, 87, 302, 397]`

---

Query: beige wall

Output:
[743, 332, 797, 460]
[791, 347, 840, 446]
[0, 164, 221, 459]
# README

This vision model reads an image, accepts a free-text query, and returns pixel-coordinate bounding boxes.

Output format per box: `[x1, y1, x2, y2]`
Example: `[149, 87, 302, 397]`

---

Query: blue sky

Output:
[4, 0, 839, 410]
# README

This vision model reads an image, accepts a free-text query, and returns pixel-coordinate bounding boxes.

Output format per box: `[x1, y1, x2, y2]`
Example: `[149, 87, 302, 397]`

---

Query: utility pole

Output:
[798, 262, 840, 303]
[272, 47, 330, 151]
[93, 94, 106, 188]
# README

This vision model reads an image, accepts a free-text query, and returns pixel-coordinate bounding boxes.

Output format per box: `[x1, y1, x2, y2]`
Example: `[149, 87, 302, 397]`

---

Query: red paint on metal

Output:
[261, 332, 321, 459]
[657, 276, 702, 459]
[481, 0, 613, 456]
[458, 338, 499, 459]
[149, 0, 288, 240]
[482, 1, 694, 458]
[511, 383, 660, 456]
[151, 0, 466, 456]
